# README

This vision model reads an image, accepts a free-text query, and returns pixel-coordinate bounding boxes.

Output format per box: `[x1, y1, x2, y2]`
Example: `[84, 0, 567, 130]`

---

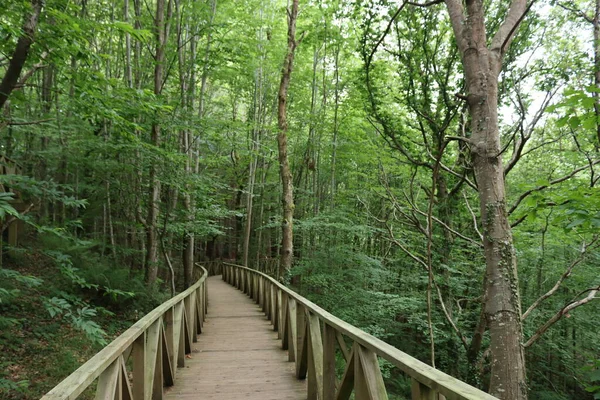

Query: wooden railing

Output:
[222, 263, 498, 400]
[41, 264, 209, 400]
[197, 260, 223, 276]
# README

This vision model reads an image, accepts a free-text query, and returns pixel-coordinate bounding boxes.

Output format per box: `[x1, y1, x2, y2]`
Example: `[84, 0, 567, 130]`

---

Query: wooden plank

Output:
[259, 277, 264, 310]
[265, 280, 270, 315]
[272, 285, 279, 332]
[323, 323, 337, 400]
[184, 296, 193, 344]
[172, 302, 184, 368]
[336, 332, 351, 362]
[307, 312, 324, 400]
[119, 356, 133, 400]
[164, 308, 175, 382]
[355, 343, 388, 400]
[276, 289, 283, 336]
[295, 304, 308, 379]
[182, 307, 192, 355]
[94, 359, 119, 400]
[335, 347, 355, 400]
[411, 379, 437, 400]
[196, 286, 203, 334]
[132, 333, 146, 400]
[191, 292, 198, 341]
[241, 267, 246, 293]
[287, 297, 297, 362]
[163, 276, 306, 400]
[145, 319, 161, 400]
[152, 323, 163, 400]
[204, 280, 208, 317]
[281, 292, 289, 350]
[161, 324, 174, 387]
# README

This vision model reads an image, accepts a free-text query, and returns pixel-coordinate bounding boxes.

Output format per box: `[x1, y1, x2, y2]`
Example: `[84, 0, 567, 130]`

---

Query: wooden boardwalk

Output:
[164, 275, 307, 400]
[42, 265, 498, 400]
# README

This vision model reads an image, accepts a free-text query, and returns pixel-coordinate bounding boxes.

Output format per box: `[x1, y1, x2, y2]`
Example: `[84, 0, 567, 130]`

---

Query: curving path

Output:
[164, 275, 306, 400]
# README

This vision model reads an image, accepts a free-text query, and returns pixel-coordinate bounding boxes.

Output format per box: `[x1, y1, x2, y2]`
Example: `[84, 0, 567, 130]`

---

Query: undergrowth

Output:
[0, 232, 168, 400]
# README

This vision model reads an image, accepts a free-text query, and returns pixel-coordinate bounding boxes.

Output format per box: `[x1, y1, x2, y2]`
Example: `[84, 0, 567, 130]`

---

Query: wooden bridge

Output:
[41, 263, 498, 400]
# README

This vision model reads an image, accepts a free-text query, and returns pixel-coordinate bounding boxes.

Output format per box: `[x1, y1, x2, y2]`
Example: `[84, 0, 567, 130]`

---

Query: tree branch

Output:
[557, 2, 594, 23]
[463, 191, 484, 242]
[490, 0, 531, 56]
[366, 2, 408, 70]
[407, 0, 444, 7]
[443, 0, 467, 53]
[508, 160, 600, 215]
[522, 236, 599, 321]
[524, 285, 599, 348]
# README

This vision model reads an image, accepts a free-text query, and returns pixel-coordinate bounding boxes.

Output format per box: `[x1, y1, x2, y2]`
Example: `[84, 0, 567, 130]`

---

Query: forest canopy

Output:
[1, 0, 599, 399]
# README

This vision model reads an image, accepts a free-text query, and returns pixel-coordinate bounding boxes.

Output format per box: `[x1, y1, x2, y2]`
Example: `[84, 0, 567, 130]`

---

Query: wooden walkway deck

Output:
[164, 275, 307, 400]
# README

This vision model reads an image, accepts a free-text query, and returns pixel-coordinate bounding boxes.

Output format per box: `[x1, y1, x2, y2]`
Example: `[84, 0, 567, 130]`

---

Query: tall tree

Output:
[443, 0, 529, 398]
[145, 0, 169, 284]
[276, 0, 300, 277]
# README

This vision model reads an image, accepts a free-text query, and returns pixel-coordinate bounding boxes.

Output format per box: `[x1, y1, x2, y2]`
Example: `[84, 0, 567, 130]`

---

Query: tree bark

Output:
[145, 0, 168, 285]
[276, 0, 300, 278]
[0, 0, 43, 110]
[444, 0, 528, 398]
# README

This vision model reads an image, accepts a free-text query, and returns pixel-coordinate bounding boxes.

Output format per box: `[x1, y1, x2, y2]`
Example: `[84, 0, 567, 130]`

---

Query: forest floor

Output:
[0, 248, 155, 400]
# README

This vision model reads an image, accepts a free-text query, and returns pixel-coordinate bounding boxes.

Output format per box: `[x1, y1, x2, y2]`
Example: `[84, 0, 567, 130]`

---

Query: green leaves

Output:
[0, 192, 19, 219]
[547, 86, 600, 132]
[582, 359, 600, 399]
[43, 296, 108, 345]
[111, 22, 152, 42]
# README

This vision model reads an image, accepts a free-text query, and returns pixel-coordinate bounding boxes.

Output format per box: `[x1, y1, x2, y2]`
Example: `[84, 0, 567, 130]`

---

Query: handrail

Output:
[42, 264, 209, 400]
[222, 262, 498, 400]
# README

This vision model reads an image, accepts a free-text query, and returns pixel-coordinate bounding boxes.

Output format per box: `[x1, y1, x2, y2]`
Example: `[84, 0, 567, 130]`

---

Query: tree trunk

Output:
[124, 0, 133, 88]
[330, 42, 340, 210]
[145, 0, 167, 285]
[276, 0, 300, 277]
[0, 0, 43, 110]
[444, 0, 528, 397]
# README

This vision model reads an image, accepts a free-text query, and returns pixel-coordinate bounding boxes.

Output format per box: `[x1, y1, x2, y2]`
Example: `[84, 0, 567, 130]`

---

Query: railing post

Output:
[241, 268, 246, 293]
[272, 284, 279, 332]
[277, 289, 284, 338]
[259, 277, 265, 310]
[411, 379, 438, 400]
[133, 339, 147, 400]
[40, 266, 209, 400]
[184, 296, 193, 344]
[354, 343, 388, 400]
[95, 358, 120, 400]
[203, 280, 208, 318]
[173, 301, 185, 368]
[287, 297, 297, 362]
[307, 312, 324, 400]
[281, 292, 289, 348]
[145, 318, 162, 400]
[165, 307, 176, 383]
[195, 285, 203, 334]
[296, 304, 308, 379]
[265, 280, 271, 319]
[323, 323, 336, 400]
[190, 291, 198, 341]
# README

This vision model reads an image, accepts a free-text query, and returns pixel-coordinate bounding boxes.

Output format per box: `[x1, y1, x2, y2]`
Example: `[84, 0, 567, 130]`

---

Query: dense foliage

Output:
[1, 0, 599, 399]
